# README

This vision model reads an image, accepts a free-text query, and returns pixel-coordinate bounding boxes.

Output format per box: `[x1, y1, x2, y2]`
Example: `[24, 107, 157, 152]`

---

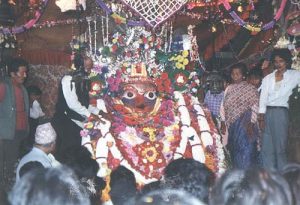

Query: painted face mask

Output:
[119, 81, 158, 115]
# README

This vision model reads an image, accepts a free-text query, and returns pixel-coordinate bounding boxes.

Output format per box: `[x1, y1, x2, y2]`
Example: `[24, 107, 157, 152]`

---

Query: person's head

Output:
[19, 161, 44, 178]
[281, 163, 300, 205]
[209, 168, 293, 205]
[110, 166, 137, 205]
[63, 146, 106, 200]
[27, 85, 42, 104]
[34, 122, 57, 154]
[83, 56, 93, 74]
[163, 158, 214, 203]
[229, 63, 247, 84]
[9, 166, 91, 205]
[8, 58, 29, 85]
[139, 181, 162, 197]
[271, 48, 292, 72]
[133, 189, 206, 205]
[206, 71, 224, 94]
[247, 68, 263, 88]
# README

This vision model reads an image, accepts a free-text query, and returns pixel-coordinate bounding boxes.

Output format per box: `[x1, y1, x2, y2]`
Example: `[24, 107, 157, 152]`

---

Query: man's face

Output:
[11, 66, 27, 85]
[274, 56, 287, 72]
[84, 58, 93, 74]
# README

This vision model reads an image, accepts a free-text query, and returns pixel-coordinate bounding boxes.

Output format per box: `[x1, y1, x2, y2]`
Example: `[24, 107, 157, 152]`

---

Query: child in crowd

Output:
[247, 68, 263, 90]
[20, 85, 46, 157]
[204, 71, 224, 119]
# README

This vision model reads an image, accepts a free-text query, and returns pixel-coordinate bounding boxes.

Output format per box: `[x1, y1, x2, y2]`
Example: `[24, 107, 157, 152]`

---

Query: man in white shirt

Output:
[16, 122, 60, 182]
[259, 48, 300, 170]
[52, 55, 100, 162]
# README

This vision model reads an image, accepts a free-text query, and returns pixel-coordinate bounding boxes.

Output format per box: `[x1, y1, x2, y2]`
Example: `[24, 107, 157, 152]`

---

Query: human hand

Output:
[246, 122, 254, 137]
[259, 120, 264, 131]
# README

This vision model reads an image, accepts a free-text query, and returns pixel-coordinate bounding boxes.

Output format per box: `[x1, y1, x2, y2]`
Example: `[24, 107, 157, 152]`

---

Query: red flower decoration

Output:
[155, 72, 172, 94]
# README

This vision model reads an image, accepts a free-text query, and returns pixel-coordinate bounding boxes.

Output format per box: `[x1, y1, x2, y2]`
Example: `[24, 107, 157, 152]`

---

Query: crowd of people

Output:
[0, 48, 300, 205]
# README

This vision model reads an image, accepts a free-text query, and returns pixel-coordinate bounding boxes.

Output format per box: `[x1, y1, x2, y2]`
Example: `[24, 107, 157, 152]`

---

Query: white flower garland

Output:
[82, 93, 225, 184]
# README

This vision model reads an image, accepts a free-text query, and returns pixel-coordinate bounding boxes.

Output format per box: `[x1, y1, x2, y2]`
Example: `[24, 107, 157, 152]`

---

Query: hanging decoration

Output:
[220, 0, 288, 33]
[118, 0, 188, 28]
[0, 0, 49, 35]
[95, 0, 145, 27]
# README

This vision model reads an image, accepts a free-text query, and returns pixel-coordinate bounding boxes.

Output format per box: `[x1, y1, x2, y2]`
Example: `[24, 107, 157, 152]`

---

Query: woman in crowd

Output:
[220, 63, 260, 169]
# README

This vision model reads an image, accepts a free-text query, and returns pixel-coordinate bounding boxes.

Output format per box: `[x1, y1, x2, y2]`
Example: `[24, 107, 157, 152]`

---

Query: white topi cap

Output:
[35, 122, 57, 145]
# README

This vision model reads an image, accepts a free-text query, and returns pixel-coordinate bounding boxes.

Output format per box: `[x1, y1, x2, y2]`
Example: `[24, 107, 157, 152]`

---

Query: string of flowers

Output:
[32, 18, 84, 29]
[0, 0, 49, 35]
[221, 0, 288, 33]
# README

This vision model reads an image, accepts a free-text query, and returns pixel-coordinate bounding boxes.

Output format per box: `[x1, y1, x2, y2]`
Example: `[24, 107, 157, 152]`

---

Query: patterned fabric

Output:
[223, 81, 259, 126]
[227, 110, 261, 169]
[204, 90, 224, 117]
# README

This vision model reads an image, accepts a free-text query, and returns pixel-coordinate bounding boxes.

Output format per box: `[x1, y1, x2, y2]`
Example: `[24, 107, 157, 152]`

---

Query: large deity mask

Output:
[112, 63, 161, 121]
[119, 81, 158, 115]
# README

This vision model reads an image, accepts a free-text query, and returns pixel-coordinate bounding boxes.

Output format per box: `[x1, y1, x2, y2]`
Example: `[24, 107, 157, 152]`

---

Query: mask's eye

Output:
[144, 91, 157, 100]
[122, 91, 136, 100]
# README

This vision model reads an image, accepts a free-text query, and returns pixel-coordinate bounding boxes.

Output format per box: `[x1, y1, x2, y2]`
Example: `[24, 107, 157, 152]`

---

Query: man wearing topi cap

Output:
[16, 122, 60, 182]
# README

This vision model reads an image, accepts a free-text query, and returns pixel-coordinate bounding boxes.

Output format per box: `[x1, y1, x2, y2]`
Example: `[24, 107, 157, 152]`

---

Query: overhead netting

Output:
[121, 0, 188, 28]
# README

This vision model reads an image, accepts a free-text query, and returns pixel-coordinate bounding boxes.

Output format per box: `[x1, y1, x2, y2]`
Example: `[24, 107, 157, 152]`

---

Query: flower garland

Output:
[0, 0, 49, 35]
[81, 91, 225, 183]
[221, 0, 288, 33]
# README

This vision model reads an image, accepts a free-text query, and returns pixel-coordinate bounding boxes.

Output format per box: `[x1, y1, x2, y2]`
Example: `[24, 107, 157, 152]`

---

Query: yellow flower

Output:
[166, 135, 174, 142]
[182, 50, 189, 57]
[143, 127, 156, 142]
[85, 122, 94, 129]
[183, 58, 189, 66]
[177, 55, 184, 62]
[112, 38, 118, 44]
[142, 147, 158, 163]
[176, 62, 184, 69]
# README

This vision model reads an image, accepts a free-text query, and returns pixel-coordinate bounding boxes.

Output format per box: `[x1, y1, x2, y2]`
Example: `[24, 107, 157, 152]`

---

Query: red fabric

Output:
[20, 49, 72, 66]
[14, 85, 27, 130]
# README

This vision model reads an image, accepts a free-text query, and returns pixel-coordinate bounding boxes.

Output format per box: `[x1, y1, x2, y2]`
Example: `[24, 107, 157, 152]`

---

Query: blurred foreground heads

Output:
[9, 166, 91, 205]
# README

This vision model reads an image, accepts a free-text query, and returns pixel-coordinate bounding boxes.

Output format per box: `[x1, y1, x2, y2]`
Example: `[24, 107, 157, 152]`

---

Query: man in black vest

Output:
[52, 55, 99, 162]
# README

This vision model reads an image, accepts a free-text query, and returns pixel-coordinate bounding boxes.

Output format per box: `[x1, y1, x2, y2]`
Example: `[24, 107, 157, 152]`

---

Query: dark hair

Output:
[27, 85, 42, 96]
[163, 158, 214, 203]
[19, 161, 44, 178]
[248, 68, 263, 79]
[230, 63, 248, 78]
[133, 189, 206, 205]
[210, 168, 293, 205]
[139, 181, 162, 196]
[8, 57, 29, 74]
[9, 166, 91, 205]
[110, 166, 137, 205]
[63, 147, 99, 179]
[281, 163, 300, 205]
[74, 53, 84, 71]
[270, 48, 292, 68]
[62, 146, 106, 201]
